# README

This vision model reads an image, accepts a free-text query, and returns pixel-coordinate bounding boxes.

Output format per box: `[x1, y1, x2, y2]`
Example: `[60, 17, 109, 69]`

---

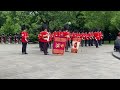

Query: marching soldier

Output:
[53, 30, 59, 39]
[63, 28, 70, 52]
[88, 31, 91, 46]
[85, 32, 89, 47]
[21, 25, 29, 54]
[99, 31, 103, 46]
[94, 31, 99, 48]
[81, 31, 85, 47]
[88, 31, 94, 46]
[71, 30, 78, 45]
[39, 28, 50, 55]
[38, 32, 44, 51]
[91, 31, 94, 46]
[97, 31, 101, 46]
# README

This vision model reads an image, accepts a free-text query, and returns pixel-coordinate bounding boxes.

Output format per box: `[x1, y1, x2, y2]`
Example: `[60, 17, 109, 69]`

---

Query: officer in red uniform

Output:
[58, 29, 63, 37]
[91, 31, 94, 46]
[38, 32, 44, 51]
[88, 31, 94, 46]
[99, 31, 103, 46]
[21, 25, 29, 54]
[94, 30, 99, 48]
[63, 28, 70, 52]
[53, 30, 59, 39]
[81, 31, 85, 47]
[71, 30, 78, 46]
[85, 32, 89, 47]
[39, 28, 50, 55]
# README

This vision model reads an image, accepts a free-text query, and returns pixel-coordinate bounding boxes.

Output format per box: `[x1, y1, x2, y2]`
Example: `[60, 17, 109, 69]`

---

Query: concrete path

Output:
[0, 44, 119, 79]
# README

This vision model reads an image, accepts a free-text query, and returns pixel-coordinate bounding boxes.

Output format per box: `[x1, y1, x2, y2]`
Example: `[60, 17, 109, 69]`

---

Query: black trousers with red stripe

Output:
[43, 42, 49, 55]
[22, 42, 27, 53]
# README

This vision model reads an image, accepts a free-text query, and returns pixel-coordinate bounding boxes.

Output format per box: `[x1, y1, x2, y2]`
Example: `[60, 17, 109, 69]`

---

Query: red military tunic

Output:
[88, 32, 92, 40]
[71, 32, 78, 40]
[53, 31, 59, 37]
[99, 31, 103, 40]
[85, 33, 89, 40]
[77, 33, 81, 38]
[40, 31, 49, 43]
[91, 32, 94, 39]
[21, 31, 29, 43]
[94, 32, 100, 40]
[63, 31, 70, 41]
[81, 33, 85, 40]
[57, 31, 63, 37]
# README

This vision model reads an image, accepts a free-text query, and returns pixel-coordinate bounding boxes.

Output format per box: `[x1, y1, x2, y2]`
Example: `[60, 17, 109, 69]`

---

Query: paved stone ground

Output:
[0, 44, 119, 79]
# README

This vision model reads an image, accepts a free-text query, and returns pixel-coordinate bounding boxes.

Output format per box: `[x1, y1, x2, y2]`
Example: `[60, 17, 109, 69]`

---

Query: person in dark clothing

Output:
[114, 32, 120, 52]
[0, 34, 1, 43]
[108, 33, 112, 44]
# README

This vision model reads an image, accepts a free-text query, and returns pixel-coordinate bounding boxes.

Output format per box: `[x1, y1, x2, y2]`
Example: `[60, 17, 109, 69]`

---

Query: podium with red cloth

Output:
[71, 38, 81, 53]
[52, 37, 67, 55]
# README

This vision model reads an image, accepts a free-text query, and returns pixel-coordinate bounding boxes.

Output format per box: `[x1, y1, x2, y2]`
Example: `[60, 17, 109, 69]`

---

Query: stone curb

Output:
[112, 51, 120, 60]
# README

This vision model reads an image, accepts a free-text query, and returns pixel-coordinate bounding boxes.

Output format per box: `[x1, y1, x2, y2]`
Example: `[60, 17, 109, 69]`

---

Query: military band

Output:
[0, 24, 104, 55]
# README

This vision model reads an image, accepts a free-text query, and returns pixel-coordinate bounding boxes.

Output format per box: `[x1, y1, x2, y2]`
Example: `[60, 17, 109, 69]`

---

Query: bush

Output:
[29, 34, 38, 43]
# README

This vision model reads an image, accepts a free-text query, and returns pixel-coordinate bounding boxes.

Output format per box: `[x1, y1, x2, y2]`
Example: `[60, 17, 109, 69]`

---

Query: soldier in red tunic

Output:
[63, 29, 70, 52]
[39, 27, 50, 55]
[85, 32, 89, 47]
[21, 25, 29, 54]
[38, 32, 44, 52]
[88, 31, 93, 46]
[91, 31, 94, 46]
[99, 31, 103, 46]
[94, 30, 99, 48]
[81, 31, 85, 47]
[52, 30, 59, 39]
[63, 24, 71, 52]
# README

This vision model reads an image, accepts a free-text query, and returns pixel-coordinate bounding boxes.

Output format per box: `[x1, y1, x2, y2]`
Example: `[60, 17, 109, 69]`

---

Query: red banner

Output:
[71, 38, 81, 53]
[52, 37, 67, 55]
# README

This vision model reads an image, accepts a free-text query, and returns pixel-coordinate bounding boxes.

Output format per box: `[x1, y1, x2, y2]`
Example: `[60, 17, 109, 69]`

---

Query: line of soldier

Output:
[38, 28, 104, 55]
[0, 33, 21, 44]
[20, 24, 104, 55]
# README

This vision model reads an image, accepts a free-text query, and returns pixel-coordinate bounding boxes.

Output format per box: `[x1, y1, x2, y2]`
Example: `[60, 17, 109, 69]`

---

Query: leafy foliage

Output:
[0, 11, 120, 41]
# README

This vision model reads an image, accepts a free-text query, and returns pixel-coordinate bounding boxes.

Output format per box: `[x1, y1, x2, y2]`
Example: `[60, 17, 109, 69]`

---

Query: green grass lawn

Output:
[104, 41, 114, 45]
